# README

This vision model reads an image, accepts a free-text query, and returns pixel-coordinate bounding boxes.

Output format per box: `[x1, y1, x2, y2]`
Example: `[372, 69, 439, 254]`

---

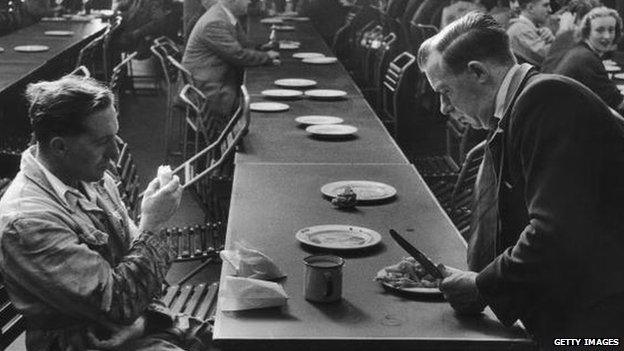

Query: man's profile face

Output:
[529, 0, 551, 25]
[423, 51, 488, 129]
[61, 105, 119, 183]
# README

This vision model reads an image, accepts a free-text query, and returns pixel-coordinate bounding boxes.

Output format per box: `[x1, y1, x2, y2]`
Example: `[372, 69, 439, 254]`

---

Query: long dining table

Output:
[212, 14, 536, 351]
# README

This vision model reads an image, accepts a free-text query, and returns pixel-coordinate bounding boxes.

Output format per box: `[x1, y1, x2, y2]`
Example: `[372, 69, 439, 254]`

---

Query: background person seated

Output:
[552, 6, 624, 111]
[440, 0, 486, 29]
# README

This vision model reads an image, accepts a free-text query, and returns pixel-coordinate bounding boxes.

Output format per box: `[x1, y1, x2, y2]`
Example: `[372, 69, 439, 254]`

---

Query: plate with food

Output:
[302, 57, 338, 64]
[295, 225, 381, 249]
[14, 45, 50, 52]
[295, 115, 343, 125]
[261, 89, 303, 99]
[275, 78, 317, 88]
[321, 180, 396, 201]
[293, 52, 325, 59]
[375, 257, 443, 297]
[44, 30, 74, 36]
[250, 102, 290, 112]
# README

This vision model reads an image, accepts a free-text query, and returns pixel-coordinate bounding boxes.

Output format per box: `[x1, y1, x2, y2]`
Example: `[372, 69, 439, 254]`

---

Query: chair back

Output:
[69, 65, 91, 77]
[381, 51, 416, 135]
[371, 32, 398, 107]
[102, 15, 123, 82]
[111, 136, 140, 220]
[0, 276, 25, 350]
[171, 85, 250, 189]
[110, 51, 138, 107]
[150, 36, 182, 89]
[76, 31, 108, 81]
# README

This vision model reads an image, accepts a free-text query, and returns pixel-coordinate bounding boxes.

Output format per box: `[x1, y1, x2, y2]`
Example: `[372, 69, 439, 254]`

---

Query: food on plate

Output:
[157, 165, 173, 186]
[375, 257, 442, 289]
[331, 185, 357, 208]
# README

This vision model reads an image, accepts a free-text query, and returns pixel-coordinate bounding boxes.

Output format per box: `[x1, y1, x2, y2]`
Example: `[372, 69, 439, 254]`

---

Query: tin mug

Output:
[303, 255, 345, 303]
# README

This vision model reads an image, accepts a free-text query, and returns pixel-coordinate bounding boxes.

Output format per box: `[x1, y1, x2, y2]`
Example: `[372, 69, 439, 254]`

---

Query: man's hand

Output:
[267, 50, 280, 65]
[139, 175, 183, 233]
[87, 316, 146, 350]
[555, 11, 575, 34]
[537, 27, 555, 43]
[439, 266, 486, 315]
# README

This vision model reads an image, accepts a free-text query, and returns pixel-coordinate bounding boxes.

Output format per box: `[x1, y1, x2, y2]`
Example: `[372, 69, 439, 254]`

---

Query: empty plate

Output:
[605, 65, 620, 72]
[293, 52, 325, 59]
[295, 115, 343, 125]
[304, 89, 348, 99]
[261, 89, 303, 99]
[274, 78, 317, 88]
[306, 124, 357, 137]
[14, 45, 50, 52]
[44, 30, 74, 36]
[614, 73, 624, 80]
[321, 180, 397, 201]
[261, 18, 283, 24]
[250, 102, 290, 112]
[303, 57, 338, 64]
[295, 225, 382, 250]
[274, 25, 295, 31]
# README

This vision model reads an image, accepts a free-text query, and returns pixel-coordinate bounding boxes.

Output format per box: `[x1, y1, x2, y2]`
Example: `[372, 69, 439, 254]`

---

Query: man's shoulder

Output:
[507, 18, 534, 35]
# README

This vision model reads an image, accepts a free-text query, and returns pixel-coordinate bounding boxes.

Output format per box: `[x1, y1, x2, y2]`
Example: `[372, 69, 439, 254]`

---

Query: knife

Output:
[389, 229, 444, 279]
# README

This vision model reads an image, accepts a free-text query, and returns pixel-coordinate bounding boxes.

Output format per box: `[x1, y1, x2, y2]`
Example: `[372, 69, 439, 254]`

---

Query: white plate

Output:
[613, 73, 624, 80]
[14, 45, 50, 52]
[377, 268, 442, 297]
[304, 89, 347, 99]
[617, 84, 624, 91]
[41, 17, 66, 21]
[261, 89, 303, 98]
[261, 17, 284, 24]
[302, 57, 338, 64]
[293, 52, 325, 59]
[274, 78, 317, 88]
[295, 225, 381, 249]
[274, 25, 295, 31]
[0, 47, 4, 53]
[44, 30, 74, 36]
[306, 124, 357, 137]
[295, 115, 343, 125]
[605, 65, 620, 72]
[250, 102, 290, 112]
[603, 59, 617, 66]
[279, 42, 300, 50]
[321, 180, 397, 201]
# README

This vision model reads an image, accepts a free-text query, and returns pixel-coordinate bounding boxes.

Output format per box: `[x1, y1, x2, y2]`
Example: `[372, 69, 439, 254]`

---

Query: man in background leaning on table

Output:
[182, 0, 280, 117]
[418, 11, 624, 350]
[0, 76, 209, 350]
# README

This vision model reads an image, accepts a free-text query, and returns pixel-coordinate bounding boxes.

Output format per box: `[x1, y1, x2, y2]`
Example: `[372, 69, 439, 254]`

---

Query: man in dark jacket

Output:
[418, 11, 624, 349]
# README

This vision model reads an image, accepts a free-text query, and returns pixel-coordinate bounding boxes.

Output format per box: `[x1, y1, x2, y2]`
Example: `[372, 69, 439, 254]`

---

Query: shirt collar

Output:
[493, 64, 522, 120]
[220, 3, 237, 26]
[518, 14, 538, 29]
[27, 147, 99, 209]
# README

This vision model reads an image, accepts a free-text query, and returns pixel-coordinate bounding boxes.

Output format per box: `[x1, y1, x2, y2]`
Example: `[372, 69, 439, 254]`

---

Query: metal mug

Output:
[303, 255, 345, 303]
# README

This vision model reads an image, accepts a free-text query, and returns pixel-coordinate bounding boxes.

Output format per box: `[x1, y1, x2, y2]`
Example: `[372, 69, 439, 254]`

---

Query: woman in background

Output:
[553, 6, 624, 111]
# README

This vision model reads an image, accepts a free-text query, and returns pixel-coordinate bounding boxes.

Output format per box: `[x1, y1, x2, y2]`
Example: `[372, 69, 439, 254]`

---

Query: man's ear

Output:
[49, 136, 69, 157]
[466, 61, 489, 83]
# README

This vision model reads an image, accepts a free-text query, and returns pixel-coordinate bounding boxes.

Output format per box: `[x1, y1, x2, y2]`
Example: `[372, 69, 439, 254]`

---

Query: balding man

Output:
[418, 12, 624, 349]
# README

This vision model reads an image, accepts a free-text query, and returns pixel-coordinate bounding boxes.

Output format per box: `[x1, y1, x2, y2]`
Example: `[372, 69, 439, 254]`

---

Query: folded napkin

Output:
[220, 276, 288, 311]
[220, 242, 286, 280]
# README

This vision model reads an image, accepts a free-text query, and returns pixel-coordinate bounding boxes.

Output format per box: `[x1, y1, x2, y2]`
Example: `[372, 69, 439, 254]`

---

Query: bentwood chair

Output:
[102, 15, 123, 82]
[110, 51, 138, 110]
[76, 31, 108, 81]
[69, 65, 91, 77]
[380, 51, 416, 136]
[0, 275, 25, 350]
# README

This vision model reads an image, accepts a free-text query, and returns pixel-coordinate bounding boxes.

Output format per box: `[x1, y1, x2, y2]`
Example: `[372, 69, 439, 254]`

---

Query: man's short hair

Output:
[417, 11, 515, 74]
[25, 75, 114, 145]
[580, 6, 622, 42]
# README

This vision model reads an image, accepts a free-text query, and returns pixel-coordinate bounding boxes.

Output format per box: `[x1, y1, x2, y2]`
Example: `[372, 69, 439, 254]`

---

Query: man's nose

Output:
[439, 95, 454, 115]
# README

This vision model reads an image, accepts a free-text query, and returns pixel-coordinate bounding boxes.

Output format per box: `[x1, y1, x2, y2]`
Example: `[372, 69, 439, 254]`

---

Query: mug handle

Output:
[324, 271, 333, 297]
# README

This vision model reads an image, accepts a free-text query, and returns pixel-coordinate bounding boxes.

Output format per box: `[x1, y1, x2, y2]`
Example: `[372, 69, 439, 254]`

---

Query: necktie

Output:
[467, 128, 501, 272]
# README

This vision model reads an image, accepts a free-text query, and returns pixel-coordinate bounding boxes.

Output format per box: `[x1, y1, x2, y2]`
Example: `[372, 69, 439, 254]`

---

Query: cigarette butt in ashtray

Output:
[157, 165, 173, 186]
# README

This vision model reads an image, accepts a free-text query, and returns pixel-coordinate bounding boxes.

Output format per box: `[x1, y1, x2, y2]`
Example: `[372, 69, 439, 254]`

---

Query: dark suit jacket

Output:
[475, 69, 624, 343]
[551, 41, 623, 110]
[182, 3, 271, 115]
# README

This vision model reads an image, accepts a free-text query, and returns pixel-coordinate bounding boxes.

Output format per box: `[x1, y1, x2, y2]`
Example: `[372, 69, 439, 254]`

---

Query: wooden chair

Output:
[0, 276, 25, 350]
[110, 51, 138, 110]
[380, 51, 416, 136]
[102, 15, 123, 82]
